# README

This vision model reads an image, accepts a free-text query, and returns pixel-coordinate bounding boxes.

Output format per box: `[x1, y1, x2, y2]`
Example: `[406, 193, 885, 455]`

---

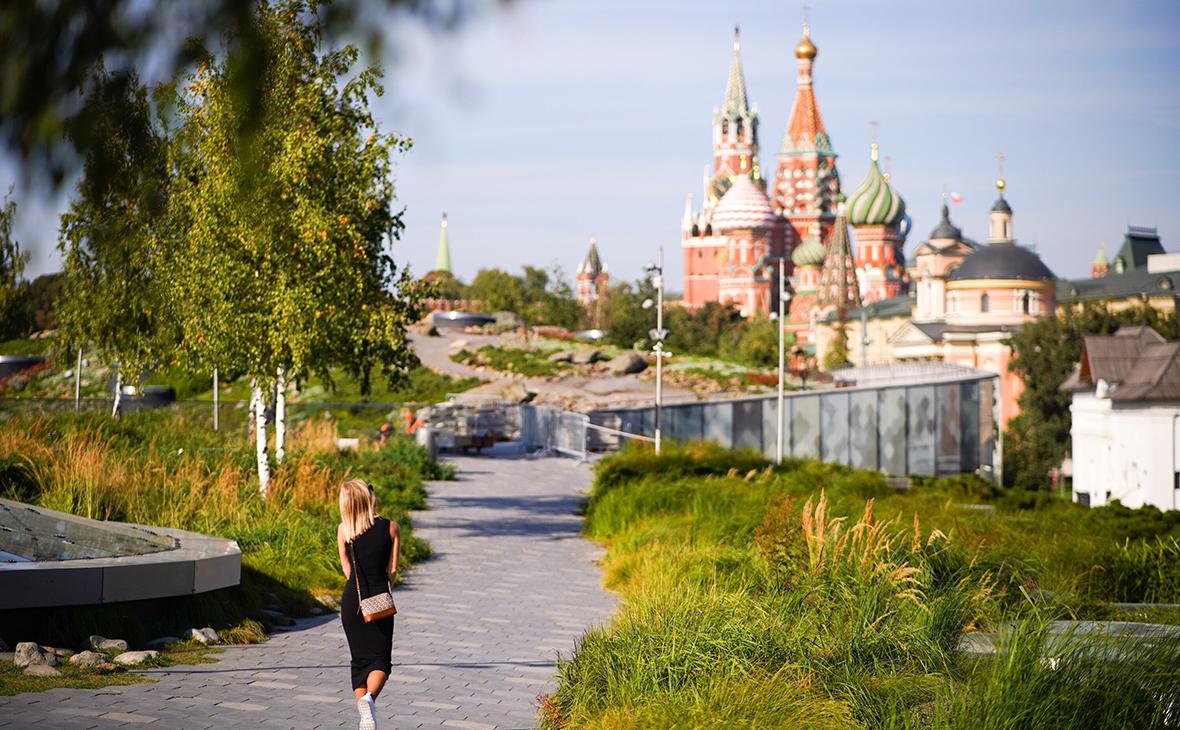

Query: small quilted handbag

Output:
[349, 538, 397, 623]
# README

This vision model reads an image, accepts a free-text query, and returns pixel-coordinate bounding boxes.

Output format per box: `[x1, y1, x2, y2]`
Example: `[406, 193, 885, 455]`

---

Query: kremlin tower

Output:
[576, 237, 609, 326]
[713, 174, 778, 316]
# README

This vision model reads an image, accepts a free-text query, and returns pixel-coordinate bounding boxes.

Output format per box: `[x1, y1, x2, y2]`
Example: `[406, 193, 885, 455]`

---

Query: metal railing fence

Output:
[520, 405, 589, 460]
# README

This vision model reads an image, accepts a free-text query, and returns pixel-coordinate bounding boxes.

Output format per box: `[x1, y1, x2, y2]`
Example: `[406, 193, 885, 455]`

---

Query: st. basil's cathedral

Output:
[681, 22, 909, 344]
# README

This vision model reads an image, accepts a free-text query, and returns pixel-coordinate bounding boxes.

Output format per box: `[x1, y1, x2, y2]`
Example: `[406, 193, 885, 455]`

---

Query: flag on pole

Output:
[949, 192, 962, 204]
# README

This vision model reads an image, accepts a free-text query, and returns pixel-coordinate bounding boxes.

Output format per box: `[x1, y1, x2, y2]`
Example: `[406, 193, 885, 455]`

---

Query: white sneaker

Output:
[357, 696, 376, 730]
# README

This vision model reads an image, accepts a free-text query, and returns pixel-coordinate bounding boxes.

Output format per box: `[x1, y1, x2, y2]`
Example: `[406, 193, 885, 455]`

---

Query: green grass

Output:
[0, 409, 447, 693]
[542, 442, 1180, 729]
[452, 345, 571, 377]
[0, 337, 54, 356]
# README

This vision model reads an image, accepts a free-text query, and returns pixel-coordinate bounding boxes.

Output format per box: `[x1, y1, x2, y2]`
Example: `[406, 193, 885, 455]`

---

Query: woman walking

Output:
[338, 479, 400, 730]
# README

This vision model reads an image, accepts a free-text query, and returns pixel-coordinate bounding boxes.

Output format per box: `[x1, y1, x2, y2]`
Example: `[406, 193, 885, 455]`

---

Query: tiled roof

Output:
[1057, 269, 1180, 302]
[1063, 326, 1180, 402]
[1113, 227, 1165, 273]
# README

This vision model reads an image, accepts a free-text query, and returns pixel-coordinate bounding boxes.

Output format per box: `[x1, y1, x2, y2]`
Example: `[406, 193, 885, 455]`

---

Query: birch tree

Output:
[167, 0, 425, 493]
[56, 69, 171, 416]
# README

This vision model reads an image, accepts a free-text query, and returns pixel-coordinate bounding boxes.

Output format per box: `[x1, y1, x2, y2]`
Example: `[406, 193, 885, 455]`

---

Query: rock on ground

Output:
[464, 378, 534, 403]
[183, 627, 219, 644]
[113, 650, 160, 666]
[68, 651, 107, 669]
[88, 635, 128, 653]
[14, 643, 56, 668]
[608, 351, 648, 374]
[571, 348, 604, 364]
[23, 664, 61, 677]
[548, 349, 575, 363]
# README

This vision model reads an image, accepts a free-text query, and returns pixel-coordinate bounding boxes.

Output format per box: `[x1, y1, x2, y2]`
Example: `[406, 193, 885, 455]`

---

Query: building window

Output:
[1018, 291, 1031, 314]
[948, 291, 959, 313]
[980, 293, 990, 313]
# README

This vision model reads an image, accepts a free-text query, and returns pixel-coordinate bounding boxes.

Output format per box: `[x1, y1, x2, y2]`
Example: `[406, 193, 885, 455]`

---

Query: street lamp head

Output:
[642, 298, 655, 310]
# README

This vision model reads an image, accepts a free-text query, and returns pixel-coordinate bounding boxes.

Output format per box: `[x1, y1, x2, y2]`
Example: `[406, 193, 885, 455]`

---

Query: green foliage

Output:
[166, 1, 425, 395]
[544, 442, 1180, 728]
[5, 273, 64, 336]
[664, 300, 744, 359]
[600, 279, 657, 349]
[923, 620, 1180, 730]
[1005, 302, 1179, 488]
[55, 68, 171, 389]
[1083, 537, 1180, 604]
[735, 316, 778, 368]
[465, 265, 582, 329]
[823, 321, 851, 371]
[0, 409, 442, 649]
[0, 189, 28, 340]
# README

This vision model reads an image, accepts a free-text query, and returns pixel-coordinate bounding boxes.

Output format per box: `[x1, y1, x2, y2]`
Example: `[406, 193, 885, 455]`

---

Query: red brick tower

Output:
[576, 237, 609, 326]
[684, 27, 763, 311]
[774, 21, 841, 263]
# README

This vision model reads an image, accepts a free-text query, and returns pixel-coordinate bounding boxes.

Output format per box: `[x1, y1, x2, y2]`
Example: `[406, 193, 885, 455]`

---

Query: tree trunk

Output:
[275, 366, 286, 463]
[252, 380, 271, 497]
[111, 370, 123, 418]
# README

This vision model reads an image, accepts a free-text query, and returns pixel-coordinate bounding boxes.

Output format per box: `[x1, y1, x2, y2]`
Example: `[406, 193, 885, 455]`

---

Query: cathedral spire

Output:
[722, 26, 749, 117]
[434, 213, 452, 274]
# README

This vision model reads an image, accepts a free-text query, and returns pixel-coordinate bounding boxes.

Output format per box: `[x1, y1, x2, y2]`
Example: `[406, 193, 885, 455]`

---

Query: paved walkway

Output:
[0, 445, 616, 729]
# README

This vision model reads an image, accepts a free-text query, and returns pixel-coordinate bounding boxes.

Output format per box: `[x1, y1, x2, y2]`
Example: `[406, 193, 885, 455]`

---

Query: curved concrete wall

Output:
[0, 499, 241, 610]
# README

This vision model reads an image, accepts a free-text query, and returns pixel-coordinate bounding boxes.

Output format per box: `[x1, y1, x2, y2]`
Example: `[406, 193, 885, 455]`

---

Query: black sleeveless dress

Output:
[341, 516, 395, 689]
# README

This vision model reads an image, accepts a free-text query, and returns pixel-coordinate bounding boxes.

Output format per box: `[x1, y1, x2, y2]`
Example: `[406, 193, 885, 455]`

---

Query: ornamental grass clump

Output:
[0, 410, 437, 649]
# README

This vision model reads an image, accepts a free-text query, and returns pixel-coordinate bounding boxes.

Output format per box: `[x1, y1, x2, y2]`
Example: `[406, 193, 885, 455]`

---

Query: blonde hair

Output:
[339, 479, 375, 542]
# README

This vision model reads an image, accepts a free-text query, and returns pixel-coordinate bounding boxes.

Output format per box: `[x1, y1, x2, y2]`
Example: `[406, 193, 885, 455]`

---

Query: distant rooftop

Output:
[832, 361, 996, 388]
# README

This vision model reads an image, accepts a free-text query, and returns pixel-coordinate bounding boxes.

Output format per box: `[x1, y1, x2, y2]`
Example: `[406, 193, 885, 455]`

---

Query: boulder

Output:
[89, 635, 128, 653]
[43, 646, 75, 659]
[113, 650, 159, 666]
[547, 350, 575, 363]
[570, 348, 603, 365]
[24, 664, 61, 677]
[608, 351, 648, 375]
[465, 379, 534, 404]
[145, 636, 180, 650]
[68, 651, 108, 669]
[183, 627, 220, 645]
[14, 642, 56, 668]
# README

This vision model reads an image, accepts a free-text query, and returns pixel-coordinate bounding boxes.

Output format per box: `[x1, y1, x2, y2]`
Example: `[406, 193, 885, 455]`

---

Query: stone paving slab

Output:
[0, 443, 616, 729]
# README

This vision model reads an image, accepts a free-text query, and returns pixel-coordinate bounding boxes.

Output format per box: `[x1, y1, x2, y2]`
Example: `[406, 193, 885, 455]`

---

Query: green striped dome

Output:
[792, 237, 826, 267]
[847, 154, 905, 227]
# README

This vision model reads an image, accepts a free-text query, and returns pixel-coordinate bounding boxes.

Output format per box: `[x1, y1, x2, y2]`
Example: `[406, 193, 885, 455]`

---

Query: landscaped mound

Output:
[543, 442, 1180, 729]
[0, 409, 444, 662]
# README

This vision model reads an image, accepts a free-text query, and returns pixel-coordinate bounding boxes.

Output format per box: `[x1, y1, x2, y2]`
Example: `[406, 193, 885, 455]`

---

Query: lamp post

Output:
[776, 260, 794, 464]
[643, 244, 668, 455]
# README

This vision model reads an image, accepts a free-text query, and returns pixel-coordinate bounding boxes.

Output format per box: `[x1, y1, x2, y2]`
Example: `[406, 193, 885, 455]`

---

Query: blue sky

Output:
[8, 0, 1180, 289]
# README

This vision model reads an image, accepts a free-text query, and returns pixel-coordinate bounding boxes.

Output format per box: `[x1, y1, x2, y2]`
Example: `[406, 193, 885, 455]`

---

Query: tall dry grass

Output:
[0, 410, 438, 648]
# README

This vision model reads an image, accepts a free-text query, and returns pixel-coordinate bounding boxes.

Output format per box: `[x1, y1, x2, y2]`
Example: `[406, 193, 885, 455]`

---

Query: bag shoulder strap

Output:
[348, 539, 368, 604]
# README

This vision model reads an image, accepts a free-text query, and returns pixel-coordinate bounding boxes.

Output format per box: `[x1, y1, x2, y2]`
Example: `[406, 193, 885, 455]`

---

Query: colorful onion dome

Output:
[712, 174, 776, 232]
[792, 236, 826, 267]
[846, 145, 906, 227]
[795, 23, 817, 60]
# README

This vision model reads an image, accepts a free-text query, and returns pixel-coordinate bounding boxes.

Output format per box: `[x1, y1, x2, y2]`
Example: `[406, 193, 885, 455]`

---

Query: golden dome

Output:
[795, 23, 817, 60]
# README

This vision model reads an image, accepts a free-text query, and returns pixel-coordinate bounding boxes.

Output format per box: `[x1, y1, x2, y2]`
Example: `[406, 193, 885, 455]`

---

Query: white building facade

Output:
[1066, 326, 1180, 511]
